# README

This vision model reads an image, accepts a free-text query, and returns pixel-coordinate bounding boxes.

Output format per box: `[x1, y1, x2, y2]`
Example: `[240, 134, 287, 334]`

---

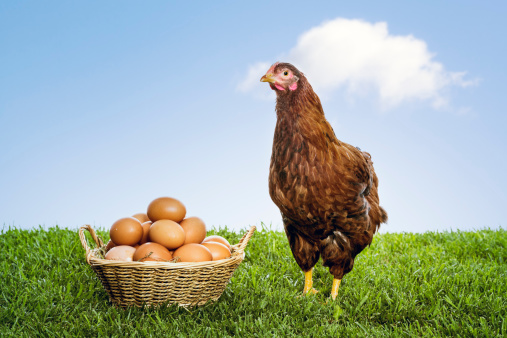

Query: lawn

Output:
[1, 225, 506, 337]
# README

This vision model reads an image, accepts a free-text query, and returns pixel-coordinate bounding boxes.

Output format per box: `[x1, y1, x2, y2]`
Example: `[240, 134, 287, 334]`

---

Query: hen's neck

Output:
[275, 80, 323, 120]
[273, 80, 336, 151]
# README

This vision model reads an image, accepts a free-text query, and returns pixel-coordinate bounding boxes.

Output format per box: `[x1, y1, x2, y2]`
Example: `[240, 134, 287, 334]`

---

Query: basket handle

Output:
[79, 224, 104, 256]
[234, 225, 256, 255]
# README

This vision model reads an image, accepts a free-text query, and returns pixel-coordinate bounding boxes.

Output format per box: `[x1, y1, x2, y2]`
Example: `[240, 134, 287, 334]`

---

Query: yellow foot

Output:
[330, 278, 341, 301]
[305, 288, 319, 295]
[301, 268, 319, 296]
[298, 287, 319, 298]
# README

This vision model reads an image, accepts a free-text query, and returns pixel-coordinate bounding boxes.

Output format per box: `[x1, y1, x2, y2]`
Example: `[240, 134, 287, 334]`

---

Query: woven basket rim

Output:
[79, 224, 255, 269]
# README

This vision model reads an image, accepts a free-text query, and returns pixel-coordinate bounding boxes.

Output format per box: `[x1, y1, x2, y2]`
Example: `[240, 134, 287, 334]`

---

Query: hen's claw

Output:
[305, 288, 319, 295]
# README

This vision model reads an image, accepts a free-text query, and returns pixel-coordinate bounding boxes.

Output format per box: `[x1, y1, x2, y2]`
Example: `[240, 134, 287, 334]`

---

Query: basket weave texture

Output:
[79, 224, 255, 307]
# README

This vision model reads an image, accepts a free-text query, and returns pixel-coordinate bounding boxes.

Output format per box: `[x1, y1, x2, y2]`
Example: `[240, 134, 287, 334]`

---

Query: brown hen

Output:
[261, 62, 388, 300]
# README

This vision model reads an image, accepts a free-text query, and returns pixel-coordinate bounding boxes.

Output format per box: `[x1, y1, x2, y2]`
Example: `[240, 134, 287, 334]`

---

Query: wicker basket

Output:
[79, 224, 255, 307]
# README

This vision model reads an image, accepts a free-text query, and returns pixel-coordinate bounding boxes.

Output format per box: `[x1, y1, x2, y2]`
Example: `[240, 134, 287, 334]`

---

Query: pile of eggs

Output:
[104, 197, 231, 263]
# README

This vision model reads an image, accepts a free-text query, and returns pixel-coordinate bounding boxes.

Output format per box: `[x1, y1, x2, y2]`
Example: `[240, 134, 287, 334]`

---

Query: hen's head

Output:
[260, 62, 301, 93]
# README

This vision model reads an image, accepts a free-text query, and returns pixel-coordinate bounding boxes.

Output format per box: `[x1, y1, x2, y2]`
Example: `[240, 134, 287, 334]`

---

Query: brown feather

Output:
[268, 63, 388, 279]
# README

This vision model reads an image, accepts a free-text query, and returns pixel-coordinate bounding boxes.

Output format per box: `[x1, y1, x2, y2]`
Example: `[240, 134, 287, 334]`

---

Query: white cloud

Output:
[238, 18, 477, 110]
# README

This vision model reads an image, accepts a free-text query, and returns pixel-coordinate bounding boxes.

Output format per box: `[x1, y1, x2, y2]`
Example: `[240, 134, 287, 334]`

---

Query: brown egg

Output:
[139, 221, 152, 244]
[105, 239, 116, 252]
[201, 241, 231, 261]
[180, 217, 207, 244]
[173, 243, 212, 262]
[132, 213, 150, 223]
[147, 197, 186, 222]
[202, 235, 231, 250]
[134, 242, 173, 262]
[110, 217, 143, 246]
[105, 245, 137, 261]
[149, 220, 186, 250]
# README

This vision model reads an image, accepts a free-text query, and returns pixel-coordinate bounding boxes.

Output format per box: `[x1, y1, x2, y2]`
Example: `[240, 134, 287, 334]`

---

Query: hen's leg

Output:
[320, 231, 354, 300]
[330, 278, 341, 300]
[303, 268, 319, 295]
[283, 218, 320, 296]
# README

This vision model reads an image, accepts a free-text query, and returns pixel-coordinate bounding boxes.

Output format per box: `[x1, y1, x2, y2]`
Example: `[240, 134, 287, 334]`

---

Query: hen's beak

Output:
[260, 73, 275, 83]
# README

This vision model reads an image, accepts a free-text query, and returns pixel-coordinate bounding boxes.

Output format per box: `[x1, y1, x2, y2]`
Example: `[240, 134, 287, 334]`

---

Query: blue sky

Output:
[1, 1, 506, 233]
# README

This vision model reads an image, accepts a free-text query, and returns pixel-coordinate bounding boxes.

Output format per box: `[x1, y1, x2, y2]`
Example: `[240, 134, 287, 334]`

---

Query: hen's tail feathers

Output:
[380, 207, 388, 224]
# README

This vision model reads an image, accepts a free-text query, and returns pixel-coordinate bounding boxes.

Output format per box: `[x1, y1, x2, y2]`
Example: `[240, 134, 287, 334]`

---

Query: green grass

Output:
[1, 225, 506, 337]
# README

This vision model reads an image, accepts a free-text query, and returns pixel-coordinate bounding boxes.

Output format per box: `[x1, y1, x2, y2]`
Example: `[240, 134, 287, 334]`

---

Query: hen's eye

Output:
[283, 71, 289, 76]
